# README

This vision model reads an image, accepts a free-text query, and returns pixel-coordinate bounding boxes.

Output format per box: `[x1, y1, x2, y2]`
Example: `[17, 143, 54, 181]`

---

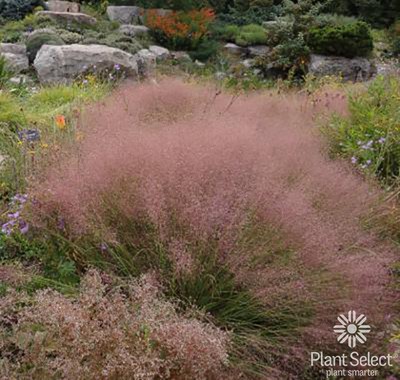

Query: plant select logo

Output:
[334, 311, 371, 348]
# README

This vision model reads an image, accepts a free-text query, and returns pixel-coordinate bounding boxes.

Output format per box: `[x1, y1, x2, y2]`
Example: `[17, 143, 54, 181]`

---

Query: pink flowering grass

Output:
[0, 270, 230, 380]
[29, 79, 398, 376]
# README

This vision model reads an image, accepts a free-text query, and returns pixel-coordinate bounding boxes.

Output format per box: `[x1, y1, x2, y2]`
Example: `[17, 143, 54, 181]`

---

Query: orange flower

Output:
[55, 115, 66, 130]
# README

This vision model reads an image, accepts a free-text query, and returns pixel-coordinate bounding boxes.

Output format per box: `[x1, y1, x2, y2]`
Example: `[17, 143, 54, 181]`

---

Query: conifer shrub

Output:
[307, 20, 373, 58]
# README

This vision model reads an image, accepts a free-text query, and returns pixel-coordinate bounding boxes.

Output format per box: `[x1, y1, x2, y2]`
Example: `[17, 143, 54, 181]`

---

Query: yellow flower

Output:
[55, 115, 66, 130]
[17, 141, 23, 146]
[41, 143, 49, 149]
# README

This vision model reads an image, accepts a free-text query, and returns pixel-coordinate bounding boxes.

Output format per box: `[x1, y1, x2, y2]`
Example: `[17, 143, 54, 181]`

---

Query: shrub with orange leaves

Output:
[145, 8, 215, 50]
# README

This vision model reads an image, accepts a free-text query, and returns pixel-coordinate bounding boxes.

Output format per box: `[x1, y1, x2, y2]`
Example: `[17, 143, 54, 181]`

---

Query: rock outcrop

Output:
[0, 43, 29, 73]
[44, 0, 80, 13]
[309, 55, 376, 82]
[37, 11, 97, 26]
[106, 6, 142, 24]
[34, 44, 139, 84]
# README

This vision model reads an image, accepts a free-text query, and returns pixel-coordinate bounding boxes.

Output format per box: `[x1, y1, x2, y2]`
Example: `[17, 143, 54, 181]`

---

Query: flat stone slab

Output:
[45, 0, 80, 12]
[118, 24, 149, 37]
[106, 6, 143, 24]
[37, 11, 97, 26]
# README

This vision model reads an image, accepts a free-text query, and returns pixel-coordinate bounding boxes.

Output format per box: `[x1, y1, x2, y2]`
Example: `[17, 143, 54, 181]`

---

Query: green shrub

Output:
[255, 33, 309, 79]
[56, 29, 83, 44]
[223, 24, 240, 41]
[235, 23, 267, 47]
[263, 19, 294, 46]
[26, 31, 64, 63]
[218, 5, 283, 26]
[308, 21, 373, 58]
[0, 0, 42, 21]
[188, 39, 218, 61]
[323, 76, 400, 184]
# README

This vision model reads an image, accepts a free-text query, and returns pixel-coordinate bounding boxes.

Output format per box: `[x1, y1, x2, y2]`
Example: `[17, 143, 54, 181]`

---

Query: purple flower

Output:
[12, 194, 28, 204]
[8, 211, 20, 219]
[114, 64, 121, 71]
[351, 156, 357, 164]
[19, 221, 29, 234]
[366, 159, 372, 166]
[1, 222, 13, 235]
[378, 137, 386, 144]
[100, 243, 108, 253]
[82, 79, 89, 85]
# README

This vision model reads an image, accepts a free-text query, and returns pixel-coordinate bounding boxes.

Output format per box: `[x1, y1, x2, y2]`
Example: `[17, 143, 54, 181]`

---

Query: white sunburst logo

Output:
[334, 311, 371, 348]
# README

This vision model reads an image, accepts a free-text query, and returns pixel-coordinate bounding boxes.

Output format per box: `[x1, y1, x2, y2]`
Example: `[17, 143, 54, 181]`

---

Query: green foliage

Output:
[26, 31, 64, 63]
[0, 92, 25, 127]
[0, 13, 53, 42]
[235, 23, 267, 46]
[0, 0, 42, 21]
[0, 56, 13, 86]
[218, 5, 283, 26]
[256, 33, 309, 79]
[323, 76, 400, 184]
[323, 0, 400, 28]
[188, 39, 219, 61]
[308, 21, 373, 58]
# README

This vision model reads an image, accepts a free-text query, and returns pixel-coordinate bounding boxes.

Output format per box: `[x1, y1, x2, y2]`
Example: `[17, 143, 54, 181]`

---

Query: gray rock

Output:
[224, 43, 247, 56]
[106, 6, 143, 24]
[118, 24, 149, 37]
[149, 45, 170, 60]
[37, 11, 97, 26]
[171, 51, 191, 62]
[0, 43, 26, 55]
[135, 49, 157, 77]
[248, 45, 271, 58]
[34, 44, 139, 84]
[308, 54, 376, 82]
[242, 59, 255, 68]
[44, 0, 80, 12]
[0, 43, 28, 73]
[375, 61, 400, 77]
[9, 75, 30, 85]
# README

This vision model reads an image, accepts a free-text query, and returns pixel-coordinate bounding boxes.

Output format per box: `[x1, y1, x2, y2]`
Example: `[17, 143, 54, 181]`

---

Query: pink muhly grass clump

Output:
[32, 80, 397, 346]
[0, 270, 229, 380]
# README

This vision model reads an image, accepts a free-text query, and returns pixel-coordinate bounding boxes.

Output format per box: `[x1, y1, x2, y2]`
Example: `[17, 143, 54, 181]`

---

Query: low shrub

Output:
[145, 8, 215, 50]
[323, 76, 400, 184]
[26, 31, 64, 63]
[255, 33, 309, 79]
[307, 21, 373, 58]
[235, 23, 267, 47]
[218, 5, 283, 26]
[188, 38, 219, 61]
[0, 0, 43, 21]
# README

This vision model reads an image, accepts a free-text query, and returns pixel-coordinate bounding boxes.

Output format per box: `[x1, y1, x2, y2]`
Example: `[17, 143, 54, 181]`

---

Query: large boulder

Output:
[0, 43, 29, 73]
[34, 44, 139, 84]
[135, 49, 157, 77]
[106, 6, 143, 24]
[149, 45, 170, 60]
[37, 11, 97, 26]
[118, 25, 149, 37]
[248, 45, 271, 58]
[308, 54, 376, 82]
[224, 43, 247, 56]
[44, 0, 80, 12]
